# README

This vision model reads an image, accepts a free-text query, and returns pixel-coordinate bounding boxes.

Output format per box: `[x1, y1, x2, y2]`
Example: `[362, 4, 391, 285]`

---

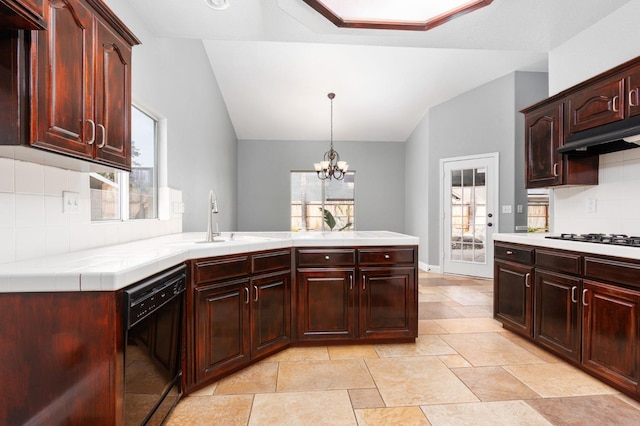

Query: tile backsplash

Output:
[553, 147, 640, 235]
[0, 158, 183, 264]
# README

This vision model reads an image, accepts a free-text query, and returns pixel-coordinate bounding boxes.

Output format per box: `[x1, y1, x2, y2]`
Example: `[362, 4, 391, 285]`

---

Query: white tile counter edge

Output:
[494, 233, 640, 260]
[0, 231, 419, 293]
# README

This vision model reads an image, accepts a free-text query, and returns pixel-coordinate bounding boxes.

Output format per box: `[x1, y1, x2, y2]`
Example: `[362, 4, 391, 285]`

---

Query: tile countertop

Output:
[0, 231, 419, 293]
[494, 233, 640, 261]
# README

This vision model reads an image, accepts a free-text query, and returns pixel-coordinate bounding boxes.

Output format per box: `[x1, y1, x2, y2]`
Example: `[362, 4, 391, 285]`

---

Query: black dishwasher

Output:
[123, 264, 186, 425]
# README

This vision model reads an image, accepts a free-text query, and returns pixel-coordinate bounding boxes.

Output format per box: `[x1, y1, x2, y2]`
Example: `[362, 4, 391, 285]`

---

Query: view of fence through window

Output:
[90, 105, 158, 221]
[291, 171, 355, 232]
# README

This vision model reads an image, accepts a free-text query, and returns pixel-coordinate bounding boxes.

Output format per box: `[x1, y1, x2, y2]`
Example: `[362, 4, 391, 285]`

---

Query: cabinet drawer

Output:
[297, 249, 356, 267]
[584, 256, 640, 289]
[358, 247, 415, 265]
[193, 255, 250, 285]
[494, 243, 534, 265]
[252, 250, 291, 274]
[536, 249, 581, 275]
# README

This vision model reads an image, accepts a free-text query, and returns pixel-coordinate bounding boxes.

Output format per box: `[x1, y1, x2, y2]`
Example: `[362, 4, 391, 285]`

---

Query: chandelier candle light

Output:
[314, 92, 349, 180]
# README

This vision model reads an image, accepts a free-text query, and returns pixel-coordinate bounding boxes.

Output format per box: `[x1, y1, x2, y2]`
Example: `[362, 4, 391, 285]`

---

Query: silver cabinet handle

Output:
[571, 286, 578, 303]
[629, 88, 639, 107]
[506, 250, 514, 255]
[525, 273, 531, 288]
[254, 285, 258, 302]
[612, 95, 620, 112]
[325, 255, 330, 260]
[244, 287, 250, 304]
[553, 162, 559, 177]
[362, 275, 366, 290]
[582, 289, 589, 307]
[86, 119, 96, 145]
[384, 254, 390, 259]
[97, 124, 106, 148]
[349, 274, 353, 290]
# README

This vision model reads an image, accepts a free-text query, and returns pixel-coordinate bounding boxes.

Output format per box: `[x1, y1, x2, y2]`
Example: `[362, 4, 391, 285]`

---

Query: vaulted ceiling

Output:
[126, 0, 633, 142]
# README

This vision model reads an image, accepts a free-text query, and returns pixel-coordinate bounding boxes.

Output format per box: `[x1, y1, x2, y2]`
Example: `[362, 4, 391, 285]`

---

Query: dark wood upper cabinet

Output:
[566, 76, 625, 135]
[626, 67, 640, 118]
[31, 0, 94, 160]
[524, 102, 564, 188]
[0, 0, 139, 170]
[0, 0, 46, 30]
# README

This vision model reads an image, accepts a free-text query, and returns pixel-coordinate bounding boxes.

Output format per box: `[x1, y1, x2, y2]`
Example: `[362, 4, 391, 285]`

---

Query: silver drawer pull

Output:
[384, 254, 390, 259]
[506, 250, 514, 255]
[325, 255, 330, 260]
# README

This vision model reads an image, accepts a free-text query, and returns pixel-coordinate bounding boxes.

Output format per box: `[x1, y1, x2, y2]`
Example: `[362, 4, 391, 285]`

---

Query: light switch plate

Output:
[586, 198, 597, 213]
[502, 205, 512, 214]
[516, 204, 524, 214]
[63, 191, 80, 213]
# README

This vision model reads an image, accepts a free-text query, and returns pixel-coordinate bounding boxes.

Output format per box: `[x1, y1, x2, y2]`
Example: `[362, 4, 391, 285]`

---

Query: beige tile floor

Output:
[166, 271, 640, 425]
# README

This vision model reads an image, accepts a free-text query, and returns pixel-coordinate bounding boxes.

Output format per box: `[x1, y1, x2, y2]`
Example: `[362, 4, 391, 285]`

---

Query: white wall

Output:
[105, 0, 238, 234]
[549, 0, 640, 234]
[237, 139, 406, 232]
[404, 72, 547, 268]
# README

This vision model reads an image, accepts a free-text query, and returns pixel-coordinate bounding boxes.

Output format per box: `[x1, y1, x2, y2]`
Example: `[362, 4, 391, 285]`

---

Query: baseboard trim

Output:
[419, 262, 441, 274]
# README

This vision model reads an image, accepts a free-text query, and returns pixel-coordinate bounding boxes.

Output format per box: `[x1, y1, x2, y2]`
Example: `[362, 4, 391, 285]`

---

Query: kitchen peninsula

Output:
[0, 231, 418, 424]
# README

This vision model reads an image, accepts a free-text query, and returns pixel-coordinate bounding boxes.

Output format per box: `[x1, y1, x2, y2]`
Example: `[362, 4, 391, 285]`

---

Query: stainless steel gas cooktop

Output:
[545, 233, 640, 247]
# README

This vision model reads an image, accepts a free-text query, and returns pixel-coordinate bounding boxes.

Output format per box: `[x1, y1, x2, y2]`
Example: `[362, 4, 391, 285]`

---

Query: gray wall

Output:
[405, 71, 548, 267]
[237, 140, 406, 232]
[105, 0, 238, 233]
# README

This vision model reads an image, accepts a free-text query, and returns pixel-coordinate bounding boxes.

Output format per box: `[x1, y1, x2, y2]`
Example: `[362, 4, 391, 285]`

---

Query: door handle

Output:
[525, 273, 531, 288]
[487, 223, 493, 227]
[362, 275, 366, 290]
[254, 285, 258, 302]
[582, 289, 589, 307]
[244, 287, 250, 304]
[571, 286, 578, 303]
[349, 274, 353, 290]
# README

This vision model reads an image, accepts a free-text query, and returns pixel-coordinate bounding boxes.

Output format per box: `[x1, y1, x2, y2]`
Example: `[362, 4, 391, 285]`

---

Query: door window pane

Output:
[450, 167, 486, 263]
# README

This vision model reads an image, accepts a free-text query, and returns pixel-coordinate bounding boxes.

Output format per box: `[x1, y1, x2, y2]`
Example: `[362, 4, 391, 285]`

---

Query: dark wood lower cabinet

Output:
[187, 246, 417, 394]
[0, 292, 123, 425]
[359, 267, 417, 339]
[494, 259, 534, 337]
[296, 268, 356, 341]
[251, 270, 291, 358]
[534, 269, 581, 362]
[582, 279, 640, 393]
[194, 278, 251, 384]
[494, 241, 640, 401]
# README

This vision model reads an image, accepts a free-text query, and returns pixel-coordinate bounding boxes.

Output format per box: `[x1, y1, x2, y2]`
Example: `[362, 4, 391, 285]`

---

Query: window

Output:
[291, 171, 355, 232]
[91, 105, 158, 221]
[527, 188, 549, 232]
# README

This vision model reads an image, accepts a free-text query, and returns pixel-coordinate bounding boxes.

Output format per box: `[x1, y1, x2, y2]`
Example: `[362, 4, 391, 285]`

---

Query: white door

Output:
[441, 153, 498, 278]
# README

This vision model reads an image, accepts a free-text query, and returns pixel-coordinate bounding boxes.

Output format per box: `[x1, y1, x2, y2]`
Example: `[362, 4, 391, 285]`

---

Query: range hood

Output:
[559, 115, 640, 155]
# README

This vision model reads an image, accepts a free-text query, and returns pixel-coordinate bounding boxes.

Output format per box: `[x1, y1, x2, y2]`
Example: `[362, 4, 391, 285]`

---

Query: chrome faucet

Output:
[205, 189, 220, 242]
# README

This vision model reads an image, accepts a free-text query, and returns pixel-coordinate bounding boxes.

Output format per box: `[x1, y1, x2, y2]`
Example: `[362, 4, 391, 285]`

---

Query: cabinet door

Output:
[494, 259, 534, 337]
[582, 280, 640, 393]
[359, 267, 417, 340]
[567, 76, 625, 134]
[31, 0, 94, 159]
[534, 269, 581, 362]
[525, 102, 563, 188]
[194, 278, 250, 383]
[296, 268, 356, 341]
[251, 271, 291, 359]
[93, 15, 132, 169]
[627, 67, 640, 118]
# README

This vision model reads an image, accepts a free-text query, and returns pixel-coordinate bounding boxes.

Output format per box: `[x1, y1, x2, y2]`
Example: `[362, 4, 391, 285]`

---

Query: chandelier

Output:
[314, 93, 349, 180]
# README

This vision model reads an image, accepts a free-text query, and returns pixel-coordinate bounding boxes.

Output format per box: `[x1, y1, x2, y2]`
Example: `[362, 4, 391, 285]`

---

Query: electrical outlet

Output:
[173, 202, 185, 214]
[502, 205, 512, 214]
[63, 191, 80, 213]
[586, 198, 597, 213]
